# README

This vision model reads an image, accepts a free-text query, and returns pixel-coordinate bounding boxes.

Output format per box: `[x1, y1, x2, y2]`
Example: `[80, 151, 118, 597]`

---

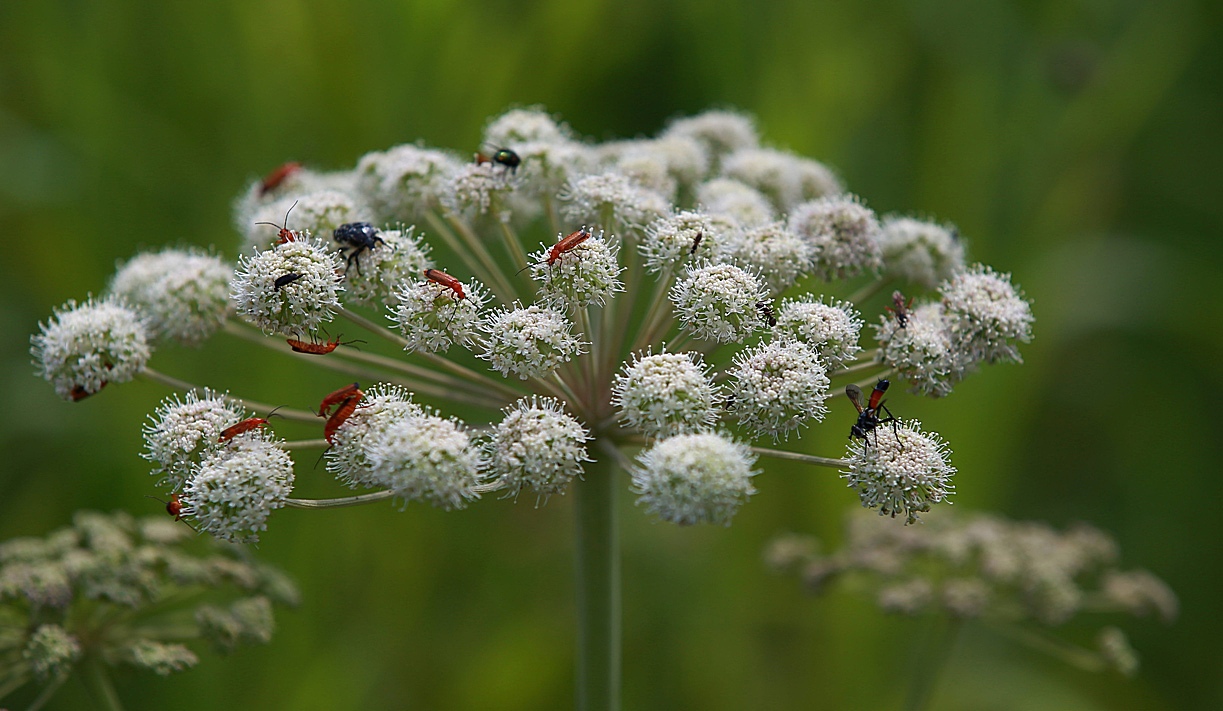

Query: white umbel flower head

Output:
[478, 304, 585, 380]
[612, 351, 721, 438]
[355, 144, 463, 221]
[342, 227, 431, 307]
[182, 433, 295, 544]
[775, 295, 863, 368]
[561, 172, 671, 235]
[875, 302, 957, 397]
[624, 136, 711, 193]
[720, 147, 842, 211]
[32, 295, 151, 401]
[507, 140, 597, 200]
[695, 178, 774, 227]
[391, 273, 488, 353]
[441, 162, 517, 219]
[640, 210, 737, 272]
[484, 106, 573, 145]
[364, 412, 482, 510]
[788, 195, 883, 280]
[612, 148, 678, 201]
[23, 624, 81, 680]
[716, 221, 811, 293]
[670, 262, 769, 343]
[632, 432, 758, 526]
[232, 234, 343, 337]
[485, 396, 591, 500]
[878, 217, 966, 289]
[142, 389, 247, 490]
[841, 419, 955, 525]
[109, 248, 232, 346]
[939, 264, 1034, 367]
[661, 110, 759, 165]
[530, 231, 624, 311]
[730, 339, 831, 439]
[324, 383, 423, 489]
[243, 191, 368, 252]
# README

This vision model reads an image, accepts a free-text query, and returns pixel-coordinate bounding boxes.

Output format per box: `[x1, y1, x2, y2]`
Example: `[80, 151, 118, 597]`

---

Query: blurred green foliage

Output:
[2, 0, 1220, 709]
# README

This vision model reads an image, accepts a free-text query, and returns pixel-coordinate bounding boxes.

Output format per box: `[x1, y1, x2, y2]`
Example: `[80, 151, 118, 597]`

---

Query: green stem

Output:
[827, 358, 884, 379]
[847, 275, 892, 305]
[442, 210, 518, 302]
[25, 671, 68, 711]
[285, 490, 396, 509]
[853, 368, 895, 390]
[137, 368, 317, 423]
[83, 658, 125, 711]
[902, 617, 961, 711]
[283, 438, 330, 449]
[575, 445, 621, 711]
[749, 447, 847, 468]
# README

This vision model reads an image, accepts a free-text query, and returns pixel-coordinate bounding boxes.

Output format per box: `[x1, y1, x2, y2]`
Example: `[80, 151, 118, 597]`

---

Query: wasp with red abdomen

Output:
[258, 161, 301, 196]
[285, 334, 363, 355]
[886, 290, 913, 328]
[256, 200, 301, 245]
[845, 380, 900, 448]
[218, 407, 284, 443]
[318, 383, 362, 417]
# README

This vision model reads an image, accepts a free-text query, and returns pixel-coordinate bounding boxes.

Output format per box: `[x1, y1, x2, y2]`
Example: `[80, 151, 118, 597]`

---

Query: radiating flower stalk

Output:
[30, 107, 1037, 709]
[0, 511, 298, 710]
[767, 512, 1177, 708]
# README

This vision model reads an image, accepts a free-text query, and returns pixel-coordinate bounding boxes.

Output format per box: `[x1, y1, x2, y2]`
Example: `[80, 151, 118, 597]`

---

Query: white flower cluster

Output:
[33, 106, 1038, 537]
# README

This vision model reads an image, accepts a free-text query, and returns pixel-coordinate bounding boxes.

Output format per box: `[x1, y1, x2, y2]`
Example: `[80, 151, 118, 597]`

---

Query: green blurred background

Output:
[2, 0, 1220, 708]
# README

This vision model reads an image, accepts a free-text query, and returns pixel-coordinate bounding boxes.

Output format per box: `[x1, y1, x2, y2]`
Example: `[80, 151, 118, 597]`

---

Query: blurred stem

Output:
[285, 490, 395, 509]
[986, 621, 1106, 672]
[853, 368, 895, 390]
[576, 445, 621, 711]
[441, 210, 518, 302]
[828, 358, 884, 379]
[750, 447, 847, 468]
[25, 671, 68, 711]
[283, 438, 329, 449]
[83, 658, 124, 711]
[494, 217, 532, 300]
[137, 367, 317, 423]
[902, 617, 960, 711]
[425, 210, 511, 302]
[848, 275, 892, 306]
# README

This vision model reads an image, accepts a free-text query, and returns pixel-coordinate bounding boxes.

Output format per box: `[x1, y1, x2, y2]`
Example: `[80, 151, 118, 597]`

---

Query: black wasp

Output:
[333, 222, 386, 275]
[845, 380, 901, 448]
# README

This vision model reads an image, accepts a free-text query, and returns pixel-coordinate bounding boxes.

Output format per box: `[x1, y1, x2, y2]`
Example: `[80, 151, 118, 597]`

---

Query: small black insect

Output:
[887, 290, 913, 328]
[689, 231, 703, 255]
[274, 273, 303, 291]
[845, 380, 901, 448]
[757, 300, 777, 328]
[333, 222, 386, 275]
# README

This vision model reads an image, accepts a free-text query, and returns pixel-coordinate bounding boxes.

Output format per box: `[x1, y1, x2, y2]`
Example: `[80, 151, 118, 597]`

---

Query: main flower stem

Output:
[575, 451, 621, 711]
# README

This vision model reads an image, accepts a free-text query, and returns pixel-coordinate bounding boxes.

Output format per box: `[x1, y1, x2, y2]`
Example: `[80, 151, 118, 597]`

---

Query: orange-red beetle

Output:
[218, 407, 283, 443]
[258, 161, 302, 196]
[323, 393, 362, 444]
[318, 383, 362, 417]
